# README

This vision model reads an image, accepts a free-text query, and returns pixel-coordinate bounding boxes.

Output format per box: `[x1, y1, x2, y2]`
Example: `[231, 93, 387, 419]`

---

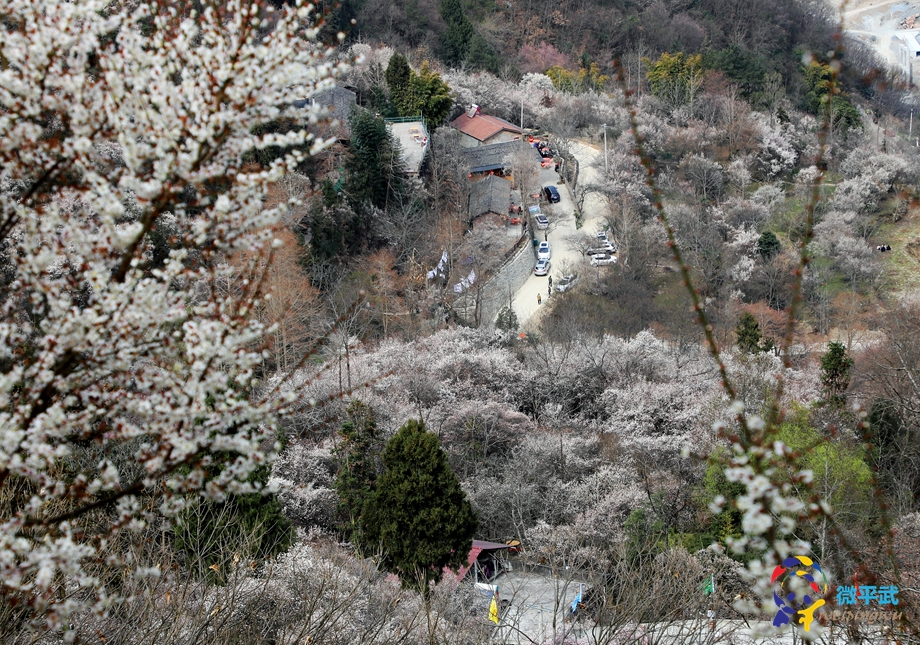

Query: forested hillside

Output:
[328, 0, 889, 110]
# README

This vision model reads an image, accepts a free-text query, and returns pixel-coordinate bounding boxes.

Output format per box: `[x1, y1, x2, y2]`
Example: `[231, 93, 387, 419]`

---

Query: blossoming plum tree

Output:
[0, 0, 344, 632]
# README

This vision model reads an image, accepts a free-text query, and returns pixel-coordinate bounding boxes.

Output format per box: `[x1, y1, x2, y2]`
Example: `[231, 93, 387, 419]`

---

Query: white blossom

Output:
[0, 0, 344, 629]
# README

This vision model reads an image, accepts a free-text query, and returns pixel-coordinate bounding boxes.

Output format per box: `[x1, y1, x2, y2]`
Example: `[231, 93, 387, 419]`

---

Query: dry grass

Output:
[877, 203, 920, 295]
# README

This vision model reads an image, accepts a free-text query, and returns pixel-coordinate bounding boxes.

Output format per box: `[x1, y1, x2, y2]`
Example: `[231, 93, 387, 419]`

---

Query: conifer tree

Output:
[439, 0, 474, 67]
[334, 402, 381, 547]
[736, 312, 765, 354]
[385, 53, 412, 114]
[346, 109, 406, 212]
[363, 419, 478, 591]
[821, 341, 854, 404]
[757, 231, 782, 260]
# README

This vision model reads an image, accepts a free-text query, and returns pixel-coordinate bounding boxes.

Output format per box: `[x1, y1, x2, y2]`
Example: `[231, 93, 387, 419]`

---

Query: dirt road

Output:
[827, 0, 920, 70]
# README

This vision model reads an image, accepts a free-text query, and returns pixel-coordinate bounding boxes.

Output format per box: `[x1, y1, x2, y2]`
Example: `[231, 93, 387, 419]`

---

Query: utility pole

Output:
[520, 93, 524, 130]
[602, 123, 608, 174]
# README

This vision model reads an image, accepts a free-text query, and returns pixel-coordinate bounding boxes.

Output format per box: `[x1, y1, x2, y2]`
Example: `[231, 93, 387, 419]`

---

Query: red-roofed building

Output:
[451, 105, 524, 148]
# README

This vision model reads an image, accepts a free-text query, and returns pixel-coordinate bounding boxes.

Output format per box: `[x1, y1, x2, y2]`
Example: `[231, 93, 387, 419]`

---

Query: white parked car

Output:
[534, 258, 551, 276]
[534, 214, 549, 230]
[590, 253, 617, 266]
[537, 241, 552, 260]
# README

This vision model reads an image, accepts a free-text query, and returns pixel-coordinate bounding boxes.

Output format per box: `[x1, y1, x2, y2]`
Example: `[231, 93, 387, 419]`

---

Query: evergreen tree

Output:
[757, 231, 782, 260]
[735, 311, 765, 354]
[345, 109, 406, 212]
[175, 458, 293, 584]
[702, 46, 766, 98]
[363, 419, 478, 591]
[820, 341, 853, 404]
[385, 53, 412, 114]
[465, 33, 501, 73]
[404, 62, 454, 126]
[334, 401, 381, 547]
[438, 0, 473, 67]
[803, 61, 862, 131]
[495, 306, 519, 331]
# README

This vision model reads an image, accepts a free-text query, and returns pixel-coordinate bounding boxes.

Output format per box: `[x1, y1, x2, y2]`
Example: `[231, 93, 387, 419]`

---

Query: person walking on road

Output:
[537, 293, 542, 305]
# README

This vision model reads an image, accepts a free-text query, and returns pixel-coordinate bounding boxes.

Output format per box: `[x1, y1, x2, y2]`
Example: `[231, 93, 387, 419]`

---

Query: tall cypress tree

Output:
[334, 401, 381, 547]
[345, 109, 405, 211]
[385, 53, 412, 114]
[363, 419, 478, 591]
[820, 341, 853, 404]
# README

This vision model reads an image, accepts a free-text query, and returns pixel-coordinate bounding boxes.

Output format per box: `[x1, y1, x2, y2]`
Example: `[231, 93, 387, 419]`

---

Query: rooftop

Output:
[451, 112, 523, 142]
[385, 117, 429, 175]
[462, 140, 542, 174]
[293, 86, 357, 138]
[468, 175, 511, 221]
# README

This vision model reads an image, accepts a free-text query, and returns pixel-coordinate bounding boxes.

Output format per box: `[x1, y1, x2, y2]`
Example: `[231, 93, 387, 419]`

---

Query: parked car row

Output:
[532, 225, 617, 280]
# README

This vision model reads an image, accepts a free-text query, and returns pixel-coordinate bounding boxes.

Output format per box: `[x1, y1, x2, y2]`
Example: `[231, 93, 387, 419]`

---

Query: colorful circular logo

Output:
[771, 555, 828, 632]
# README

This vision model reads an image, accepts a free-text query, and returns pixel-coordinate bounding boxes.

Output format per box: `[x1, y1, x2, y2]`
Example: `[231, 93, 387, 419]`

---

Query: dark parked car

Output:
[544, 185, 561, 203]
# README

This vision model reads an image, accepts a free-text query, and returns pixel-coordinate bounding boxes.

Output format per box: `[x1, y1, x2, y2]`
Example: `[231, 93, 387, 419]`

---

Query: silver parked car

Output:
[590, 254, 617, 267]
[586, 241, 617, 256]
[555, 274, 579, 292]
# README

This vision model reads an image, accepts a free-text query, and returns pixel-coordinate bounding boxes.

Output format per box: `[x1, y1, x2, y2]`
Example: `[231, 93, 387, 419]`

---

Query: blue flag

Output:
[571, 584, 583, 614]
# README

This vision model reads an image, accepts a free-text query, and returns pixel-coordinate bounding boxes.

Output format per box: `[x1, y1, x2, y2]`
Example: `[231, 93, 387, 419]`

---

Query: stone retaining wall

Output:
[478, 233, 537, 326]
[453, 232, 537, 327]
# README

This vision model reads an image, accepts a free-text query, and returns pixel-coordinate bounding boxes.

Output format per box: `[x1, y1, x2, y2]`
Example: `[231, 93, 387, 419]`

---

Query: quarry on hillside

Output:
[831, 0, 920, 86]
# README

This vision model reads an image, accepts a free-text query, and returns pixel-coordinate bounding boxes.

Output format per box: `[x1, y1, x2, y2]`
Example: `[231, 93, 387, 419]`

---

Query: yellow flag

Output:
[489, 594, 499, 624]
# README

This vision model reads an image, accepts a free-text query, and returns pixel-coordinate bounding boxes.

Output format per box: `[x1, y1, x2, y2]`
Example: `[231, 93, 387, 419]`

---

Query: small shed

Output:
[293, 86, 357, 140]
[458, 540, 513, 583]
[468, 175, 511, 223]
